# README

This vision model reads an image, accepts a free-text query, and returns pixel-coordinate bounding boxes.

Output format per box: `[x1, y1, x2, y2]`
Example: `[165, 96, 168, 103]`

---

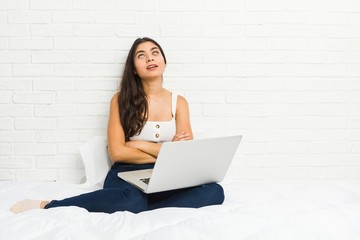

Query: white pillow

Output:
[79, 136, 112, 188]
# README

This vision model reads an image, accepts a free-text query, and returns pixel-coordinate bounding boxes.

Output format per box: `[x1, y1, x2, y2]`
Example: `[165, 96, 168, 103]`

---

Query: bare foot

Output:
[10, 199, 48, 214]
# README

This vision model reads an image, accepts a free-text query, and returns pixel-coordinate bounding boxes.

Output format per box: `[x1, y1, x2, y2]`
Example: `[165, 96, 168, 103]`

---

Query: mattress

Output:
[1, 178, 360, 240]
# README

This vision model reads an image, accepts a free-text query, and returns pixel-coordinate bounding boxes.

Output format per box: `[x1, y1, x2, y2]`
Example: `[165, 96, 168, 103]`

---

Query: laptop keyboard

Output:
[140, 178, 150, 185]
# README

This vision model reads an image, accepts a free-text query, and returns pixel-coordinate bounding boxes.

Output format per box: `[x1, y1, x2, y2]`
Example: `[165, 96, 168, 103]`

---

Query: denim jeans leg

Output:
[148, 182, 224, 210]
[45, 163, 152, 214]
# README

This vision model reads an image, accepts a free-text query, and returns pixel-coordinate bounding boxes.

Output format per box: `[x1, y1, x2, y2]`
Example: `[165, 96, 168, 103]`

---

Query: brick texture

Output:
[0, 0, 360, 182]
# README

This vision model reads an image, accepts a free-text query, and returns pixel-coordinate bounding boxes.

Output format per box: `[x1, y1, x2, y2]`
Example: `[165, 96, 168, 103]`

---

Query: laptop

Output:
[118, 135, 242, 194]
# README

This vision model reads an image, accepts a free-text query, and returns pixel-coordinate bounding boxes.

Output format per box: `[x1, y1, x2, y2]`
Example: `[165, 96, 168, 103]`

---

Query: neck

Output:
[141, 77, 164, 96]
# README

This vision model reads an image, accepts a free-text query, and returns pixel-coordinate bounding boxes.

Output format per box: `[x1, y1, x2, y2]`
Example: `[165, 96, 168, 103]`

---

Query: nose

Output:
[146, 58, 154, 63]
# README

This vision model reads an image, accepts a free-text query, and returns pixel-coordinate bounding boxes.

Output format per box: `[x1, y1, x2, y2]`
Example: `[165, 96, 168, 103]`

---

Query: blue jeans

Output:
[45, 162, 225, 214]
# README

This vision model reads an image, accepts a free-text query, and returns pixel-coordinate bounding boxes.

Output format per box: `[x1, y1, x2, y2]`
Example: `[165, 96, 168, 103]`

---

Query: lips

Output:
[146, 64, 158, 70]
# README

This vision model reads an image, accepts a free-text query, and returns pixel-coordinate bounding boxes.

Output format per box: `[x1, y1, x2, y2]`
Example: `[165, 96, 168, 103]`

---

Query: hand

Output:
[172, 130, 191, 142]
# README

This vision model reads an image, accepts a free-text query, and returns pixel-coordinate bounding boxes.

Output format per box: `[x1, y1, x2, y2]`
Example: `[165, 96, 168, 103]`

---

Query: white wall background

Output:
[1, 0, 360, 182]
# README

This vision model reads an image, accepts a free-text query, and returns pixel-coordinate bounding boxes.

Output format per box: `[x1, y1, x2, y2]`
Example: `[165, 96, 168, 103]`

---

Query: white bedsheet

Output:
[1, 179, 360, 240]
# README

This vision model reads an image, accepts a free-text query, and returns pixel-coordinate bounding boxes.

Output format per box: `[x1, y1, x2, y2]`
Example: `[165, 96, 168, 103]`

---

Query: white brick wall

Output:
[1, 0, 360, 182]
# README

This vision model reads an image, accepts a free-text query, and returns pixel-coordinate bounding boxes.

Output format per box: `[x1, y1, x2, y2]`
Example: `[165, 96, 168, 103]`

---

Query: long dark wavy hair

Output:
[118, 37, 167, 141]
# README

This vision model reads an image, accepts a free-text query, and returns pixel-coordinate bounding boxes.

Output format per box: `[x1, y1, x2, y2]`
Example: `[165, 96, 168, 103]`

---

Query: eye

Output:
[152, 51, 159, 56]
[137, 53, 145, 59]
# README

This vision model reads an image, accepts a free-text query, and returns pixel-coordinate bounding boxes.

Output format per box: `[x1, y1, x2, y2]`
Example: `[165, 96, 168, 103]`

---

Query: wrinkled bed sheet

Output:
[1, 178, 360, 240]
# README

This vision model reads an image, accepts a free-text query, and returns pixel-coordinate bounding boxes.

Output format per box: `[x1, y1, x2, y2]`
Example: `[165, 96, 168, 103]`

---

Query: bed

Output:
[1, 137, 360, 239]
[1, 179, 360, 240]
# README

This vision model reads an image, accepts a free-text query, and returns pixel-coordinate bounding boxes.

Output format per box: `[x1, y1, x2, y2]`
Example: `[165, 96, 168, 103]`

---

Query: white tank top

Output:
[130, 94, 177, 143]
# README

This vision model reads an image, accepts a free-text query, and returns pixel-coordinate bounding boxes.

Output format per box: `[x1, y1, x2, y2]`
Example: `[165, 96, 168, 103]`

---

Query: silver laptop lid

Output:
[146, 135, 242, 193]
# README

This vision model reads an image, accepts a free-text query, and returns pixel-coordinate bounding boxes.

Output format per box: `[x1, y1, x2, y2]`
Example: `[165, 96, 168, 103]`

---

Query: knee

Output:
[202, 183, 225, 205]
[105, 188, 147, 214]
[122, 188, 148, 213]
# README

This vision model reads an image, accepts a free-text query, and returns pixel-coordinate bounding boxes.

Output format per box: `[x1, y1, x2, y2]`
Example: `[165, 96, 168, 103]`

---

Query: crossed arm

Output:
[107, 93, 193, 164]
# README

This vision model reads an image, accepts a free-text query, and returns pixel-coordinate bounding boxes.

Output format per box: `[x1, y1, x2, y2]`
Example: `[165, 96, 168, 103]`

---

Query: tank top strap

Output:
[172, 93, 178, 117]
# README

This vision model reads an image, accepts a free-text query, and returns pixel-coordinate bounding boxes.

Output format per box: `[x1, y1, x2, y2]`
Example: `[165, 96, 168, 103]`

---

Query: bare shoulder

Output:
[176, 95, 189, 107]
[110, 92, 120, 106]
[176, 94, 190, 114]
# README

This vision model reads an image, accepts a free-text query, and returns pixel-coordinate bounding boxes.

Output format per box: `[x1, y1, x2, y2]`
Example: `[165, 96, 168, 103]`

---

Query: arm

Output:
[125, 95, 193, 157]
[125, 141, 161, 157]
[173, 95, 193, 141]
[122, 95, 193, 158]
[107, 93, 156, 164]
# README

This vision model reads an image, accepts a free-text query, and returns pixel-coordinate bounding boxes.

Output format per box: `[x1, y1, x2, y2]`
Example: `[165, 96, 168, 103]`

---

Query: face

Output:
[133, 41, 166, 80]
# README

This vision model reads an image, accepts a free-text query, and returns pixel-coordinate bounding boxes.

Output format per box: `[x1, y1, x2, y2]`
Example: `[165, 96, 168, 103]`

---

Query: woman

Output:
[11, 37, 224, 214]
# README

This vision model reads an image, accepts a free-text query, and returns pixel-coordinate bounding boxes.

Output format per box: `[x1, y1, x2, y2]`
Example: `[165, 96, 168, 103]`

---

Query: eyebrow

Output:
[135, 47, 159, 56]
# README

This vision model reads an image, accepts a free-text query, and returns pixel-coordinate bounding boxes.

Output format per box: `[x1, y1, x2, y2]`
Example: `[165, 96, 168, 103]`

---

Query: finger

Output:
[172, 131, 190, 141]
[176, 134, 191, 141]
[176, 133, 189, 139]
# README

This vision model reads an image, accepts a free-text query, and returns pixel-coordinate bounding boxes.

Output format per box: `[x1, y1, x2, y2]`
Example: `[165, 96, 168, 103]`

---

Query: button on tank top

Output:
[129, 94, 177, 143]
